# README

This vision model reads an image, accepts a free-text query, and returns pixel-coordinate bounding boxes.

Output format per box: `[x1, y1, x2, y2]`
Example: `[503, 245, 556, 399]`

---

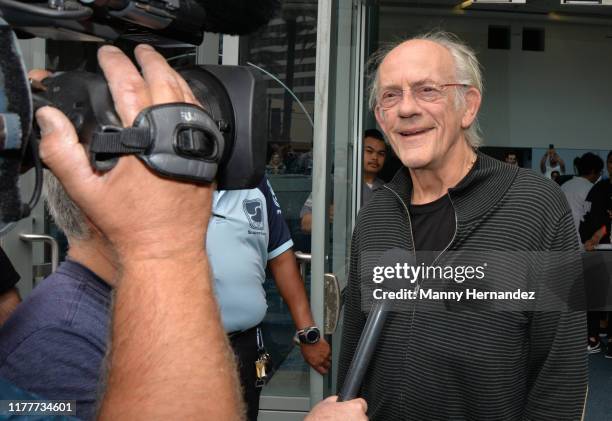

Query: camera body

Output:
[4, 0, 209, 46]
[35, 65, 266, 189]
[0, 0, 273, 228]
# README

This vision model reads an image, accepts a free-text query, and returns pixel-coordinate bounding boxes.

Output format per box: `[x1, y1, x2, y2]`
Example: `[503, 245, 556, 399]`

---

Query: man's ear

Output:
[461, 87, 481, 129]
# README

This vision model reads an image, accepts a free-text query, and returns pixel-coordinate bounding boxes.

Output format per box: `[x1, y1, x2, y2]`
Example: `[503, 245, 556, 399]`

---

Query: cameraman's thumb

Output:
[36, 106, 92, 187]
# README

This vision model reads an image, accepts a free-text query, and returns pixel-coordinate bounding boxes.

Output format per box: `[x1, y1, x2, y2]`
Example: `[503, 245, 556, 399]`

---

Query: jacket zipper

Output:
[431, 193, 458, 266]
[382, 185, 418, 318]
[383, 185, 459, 415]
[382, 187, 459, 292]
[382, 186, 458, 415]
[382, 187, 459, 329]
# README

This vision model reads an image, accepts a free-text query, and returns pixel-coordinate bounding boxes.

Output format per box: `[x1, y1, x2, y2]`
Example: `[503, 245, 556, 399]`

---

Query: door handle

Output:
[323, 272, 340, 335]
[20, 234, 59, 277]
[295, 250, 311, 281]
[294, 251, 341, 335]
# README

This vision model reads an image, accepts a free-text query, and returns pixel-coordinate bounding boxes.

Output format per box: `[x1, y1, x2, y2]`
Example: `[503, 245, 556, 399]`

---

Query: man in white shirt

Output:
[540, 145, 566, 179]
[561, 152, 603, 236]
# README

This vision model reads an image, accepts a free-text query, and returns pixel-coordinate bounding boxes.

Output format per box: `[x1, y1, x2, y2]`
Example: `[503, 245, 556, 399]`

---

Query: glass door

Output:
[238, 4, 319, 418]
[238, 0, 369, 419]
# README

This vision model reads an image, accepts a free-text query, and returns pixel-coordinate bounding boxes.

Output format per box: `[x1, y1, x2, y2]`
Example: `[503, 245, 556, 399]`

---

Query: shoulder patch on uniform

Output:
[243, 198, 264, 230]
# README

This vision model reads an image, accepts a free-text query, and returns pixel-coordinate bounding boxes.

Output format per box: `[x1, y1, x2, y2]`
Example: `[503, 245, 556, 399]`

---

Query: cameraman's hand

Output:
[35, 45, 212, 263]
[305, 396, 368, 421]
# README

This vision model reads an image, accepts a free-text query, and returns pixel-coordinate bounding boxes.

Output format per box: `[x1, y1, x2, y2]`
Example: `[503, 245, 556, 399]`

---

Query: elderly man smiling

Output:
[338, 31, 587, 420]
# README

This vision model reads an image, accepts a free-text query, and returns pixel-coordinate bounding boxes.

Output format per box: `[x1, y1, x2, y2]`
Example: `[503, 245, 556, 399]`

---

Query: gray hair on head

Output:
[44, 170, 90, 240]
[367, 30, 484, 148]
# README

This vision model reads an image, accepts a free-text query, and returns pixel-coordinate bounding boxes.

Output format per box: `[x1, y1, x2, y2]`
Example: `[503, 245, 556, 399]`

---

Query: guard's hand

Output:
[35, 45, 212, 262]
[301, 338, 331, 375]
[305, 396, 368, 421]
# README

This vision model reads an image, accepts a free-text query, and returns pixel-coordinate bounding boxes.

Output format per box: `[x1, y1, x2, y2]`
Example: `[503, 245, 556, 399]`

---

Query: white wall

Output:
[378, 9, 612, 151]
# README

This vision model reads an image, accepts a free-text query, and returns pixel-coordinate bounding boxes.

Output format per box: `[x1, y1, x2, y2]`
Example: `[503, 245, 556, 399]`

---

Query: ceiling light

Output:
[561, 0, 612, 4]
[472, 0, 527, 3]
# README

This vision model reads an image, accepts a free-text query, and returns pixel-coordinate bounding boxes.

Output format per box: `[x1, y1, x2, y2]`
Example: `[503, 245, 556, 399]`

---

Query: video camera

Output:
[0, 0, 278, 233]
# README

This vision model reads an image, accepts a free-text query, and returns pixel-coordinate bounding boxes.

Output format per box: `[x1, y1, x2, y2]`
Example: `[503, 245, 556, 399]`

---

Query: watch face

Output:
[305, 328, 319, 343]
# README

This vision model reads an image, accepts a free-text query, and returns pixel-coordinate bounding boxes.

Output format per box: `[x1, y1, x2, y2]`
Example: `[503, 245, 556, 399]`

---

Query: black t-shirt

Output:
[0, 247, 20, 294]
[409, 194, 456, 264]
[580, 179, 612, 244]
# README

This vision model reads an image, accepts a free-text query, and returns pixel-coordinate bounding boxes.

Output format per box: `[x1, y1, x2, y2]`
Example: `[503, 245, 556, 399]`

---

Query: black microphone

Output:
[338, 248, 416, 402]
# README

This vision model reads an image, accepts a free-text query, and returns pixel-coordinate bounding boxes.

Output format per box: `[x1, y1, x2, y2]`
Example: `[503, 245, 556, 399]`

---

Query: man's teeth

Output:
[401, 128, 428, 136]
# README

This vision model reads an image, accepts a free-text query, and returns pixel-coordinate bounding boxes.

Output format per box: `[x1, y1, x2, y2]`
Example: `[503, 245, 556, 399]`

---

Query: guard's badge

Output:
[243, 199, 264, 230]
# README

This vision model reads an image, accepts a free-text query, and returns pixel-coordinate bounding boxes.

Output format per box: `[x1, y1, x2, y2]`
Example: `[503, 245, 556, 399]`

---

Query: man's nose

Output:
[397, 90, 421, 118]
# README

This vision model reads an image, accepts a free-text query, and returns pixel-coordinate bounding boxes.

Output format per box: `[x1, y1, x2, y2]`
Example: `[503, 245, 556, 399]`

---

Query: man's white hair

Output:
[44, 170, 90, 240]
[367, 30, 484, 148]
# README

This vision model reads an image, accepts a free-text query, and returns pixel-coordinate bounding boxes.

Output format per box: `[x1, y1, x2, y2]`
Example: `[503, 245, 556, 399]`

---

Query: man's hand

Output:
[585, 226, 607, 251]
[35, 45, 212, 262]
[34, 45, 242, 420]
[305, 396, 368, 421]
[584, 239, 597, 251]
[301, 338, 331, 374]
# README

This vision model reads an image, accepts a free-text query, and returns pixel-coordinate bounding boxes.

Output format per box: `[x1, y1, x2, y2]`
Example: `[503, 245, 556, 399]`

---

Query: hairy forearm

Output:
[98, 251, 243, 420]
[270, 252, 315, 329]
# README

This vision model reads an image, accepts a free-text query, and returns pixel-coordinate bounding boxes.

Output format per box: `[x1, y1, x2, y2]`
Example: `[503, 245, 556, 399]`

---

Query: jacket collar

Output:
[384, 151, 518, 222]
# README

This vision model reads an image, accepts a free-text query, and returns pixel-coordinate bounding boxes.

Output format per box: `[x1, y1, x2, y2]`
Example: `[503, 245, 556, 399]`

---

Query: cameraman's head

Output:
[44, 172, 90, 242]
[44, 171, 117, 283]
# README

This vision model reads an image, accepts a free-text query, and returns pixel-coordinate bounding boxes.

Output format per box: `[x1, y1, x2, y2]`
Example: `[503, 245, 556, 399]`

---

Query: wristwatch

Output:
[293, 326, 321, 345]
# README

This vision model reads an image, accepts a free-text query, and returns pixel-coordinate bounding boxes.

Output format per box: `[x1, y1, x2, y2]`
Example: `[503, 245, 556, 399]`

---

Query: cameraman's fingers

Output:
[173, 75, 199, 106]
[36, 106, 94, 192]
[98, 45, 152, 127]
[28, 69, 52, 83]
[135, 44, 198, 105]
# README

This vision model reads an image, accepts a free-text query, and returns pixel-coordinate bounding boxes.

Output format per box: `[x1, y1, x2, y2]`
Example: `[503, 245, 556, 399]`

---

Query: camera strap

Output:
[89, 102, 225, 183]
[90, 127, 151, 154]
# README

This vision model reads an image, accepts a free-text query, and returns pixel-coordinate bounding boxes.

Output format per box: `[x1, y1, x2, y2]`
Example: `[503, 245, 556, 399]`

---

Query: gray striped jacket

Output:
[338, 152, 587, 421]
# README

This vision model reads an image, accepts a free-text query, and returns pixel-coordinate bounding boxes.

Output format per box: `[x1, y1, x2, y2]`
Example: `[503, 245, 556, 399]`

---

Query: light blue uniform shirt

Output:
[206, 177, 293, 332]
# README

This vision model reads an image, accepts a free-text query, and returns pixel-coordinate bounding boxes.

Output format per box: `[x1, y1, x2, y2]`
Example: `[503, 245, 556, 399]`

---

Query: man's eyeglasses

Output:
[377, 83, 469, 109]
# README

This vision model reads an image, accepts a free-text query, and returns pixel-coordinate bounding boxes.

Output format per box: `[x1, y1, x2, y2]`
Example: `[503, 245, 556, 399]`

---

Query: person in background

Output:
[208, 175, 331, 421]
[581, 150, 612, 250]
[300, 129, 387, 234]
[362, 129, 388, 203]
[580, 150, 612, 357]
[266, 152, 286, 174]
[561, 152, 603, 239]
[550, 170, 561, 184]
[504, 151, 518, 166]
[540, 145, 566, 178]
